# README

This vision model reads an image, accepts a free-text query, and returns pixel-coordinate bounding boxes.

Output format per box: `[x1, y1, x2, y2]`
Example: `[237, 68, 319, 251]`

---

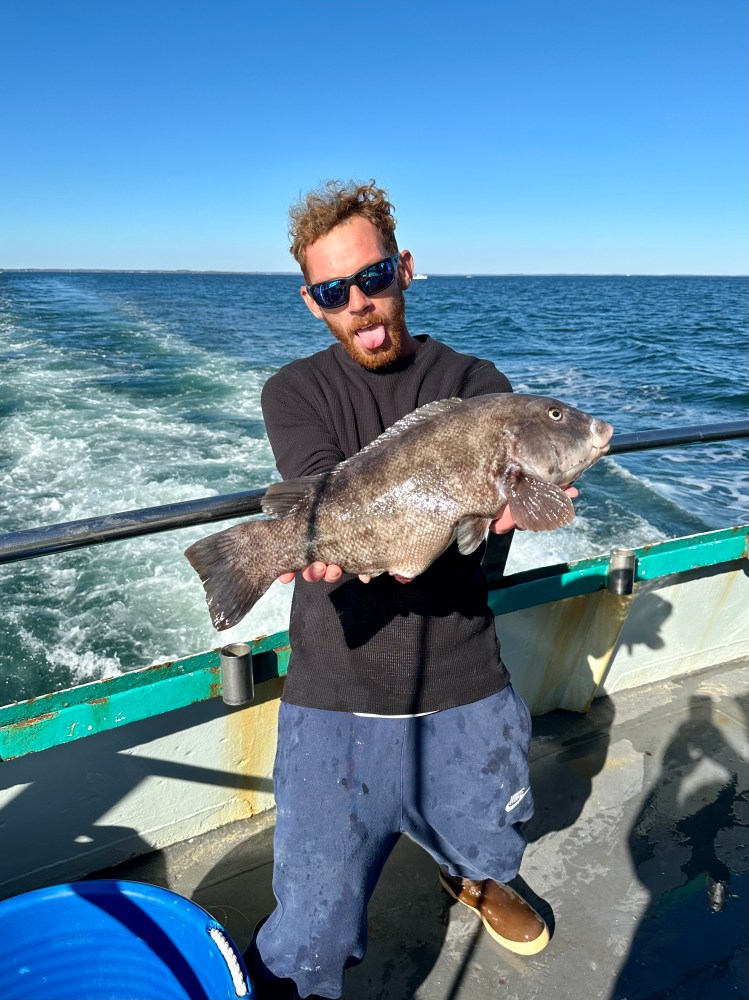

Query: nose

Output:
[347, 284, 374, 313]
[591, 418, 614, 449]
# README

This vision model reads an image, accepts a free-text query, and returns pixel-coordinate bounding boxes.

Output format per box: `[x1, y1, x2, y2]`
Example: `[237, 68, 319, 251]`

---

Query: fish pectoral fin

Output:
[455, 516, 493, 555]
[505, 472, 575, 531]
[262, 474, 325, 518]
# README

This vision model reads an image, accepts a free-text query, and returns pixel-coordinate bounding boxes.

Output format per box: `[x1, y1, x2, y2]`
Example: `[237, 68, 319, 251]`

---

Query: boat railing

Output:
[1, 420, 747, 566]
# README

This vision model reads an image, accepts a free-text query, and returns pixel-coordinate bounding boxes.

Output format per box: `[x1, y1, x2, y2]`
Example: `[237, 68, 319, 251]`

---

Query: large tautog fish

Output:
[185, 393, 613, 630]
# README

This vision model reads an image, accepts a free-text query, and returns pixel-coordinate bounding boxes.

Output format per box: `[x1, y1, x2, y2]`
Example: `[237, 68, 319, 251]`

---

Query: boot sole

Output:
[439, 871, 551, 956]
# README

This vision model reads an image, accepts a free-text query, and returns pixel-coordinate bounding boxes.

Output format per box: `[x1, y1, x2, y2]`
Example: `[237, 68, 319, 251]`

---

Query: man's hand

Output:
[490, 486, 579, 534]
[278, 562, 343, 585]
[278, 563, 409, 585]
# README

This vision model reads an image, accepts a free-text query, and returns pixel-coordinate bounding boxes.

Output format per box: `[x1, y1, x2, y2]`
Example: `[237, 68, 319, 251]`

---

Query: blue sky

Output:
[1, 1, 746, 274]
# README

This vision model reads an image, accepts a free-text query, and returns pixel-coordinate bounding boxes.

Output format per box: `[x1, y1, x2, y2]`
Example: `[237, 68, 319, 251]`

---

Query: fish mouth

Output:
[557, 442, 611, 488]
[592, 419, 615, 451]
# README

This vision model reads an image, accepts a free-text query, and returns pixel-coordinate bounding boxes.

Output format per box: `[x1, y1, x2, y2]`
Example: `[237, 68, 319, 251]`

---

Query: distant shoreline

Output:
[2, 269, 747, 278]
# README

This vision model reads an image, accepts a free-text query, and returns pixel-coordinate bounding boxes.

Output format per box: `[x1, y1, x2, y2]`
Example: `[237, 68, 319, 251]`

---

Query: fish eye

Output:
[548, 407, 563, 421]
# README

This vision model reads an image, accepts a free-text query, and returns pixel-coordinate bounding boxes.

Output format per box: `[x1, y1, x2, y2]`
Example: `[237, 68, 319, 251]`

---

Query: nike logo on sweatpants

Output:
[505, 787, 530, 812]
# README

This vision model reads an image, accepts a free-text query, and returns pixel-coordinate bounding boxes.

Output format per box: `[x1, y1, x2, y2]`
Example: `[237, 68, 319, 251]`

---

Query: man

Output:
[246, 180, 555, 999]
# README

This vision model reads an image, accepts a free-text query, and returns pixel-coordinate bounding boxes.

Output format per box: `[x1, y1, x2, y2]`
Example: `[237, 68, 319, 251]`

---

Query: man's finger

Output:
[490, 507, 517, 534]
[302, 562, 328, 583]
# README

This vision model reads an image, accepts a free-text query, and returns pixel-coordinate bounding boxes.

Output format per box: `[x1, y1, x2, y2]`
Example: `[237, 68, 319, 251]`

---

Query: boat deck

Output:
[94, 656, 749, 1000]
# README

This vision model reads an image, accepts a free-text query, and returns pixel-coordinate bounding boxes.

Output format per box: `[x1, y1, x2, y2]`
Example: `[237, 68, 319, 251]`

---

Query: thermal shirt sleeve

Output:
[261, 367, 344, 480]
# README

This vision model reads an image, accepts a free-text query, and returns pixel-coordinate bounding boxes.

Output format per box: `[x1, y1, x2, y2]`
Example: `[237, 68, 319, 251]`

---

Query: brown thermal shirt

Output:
[260, 335, 513, 714]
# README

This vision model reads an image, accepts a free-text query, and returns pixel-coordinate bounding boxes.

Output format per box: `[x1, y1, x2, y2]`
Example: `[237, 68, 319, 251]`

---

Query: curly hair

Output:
[289, 179, 398, 278]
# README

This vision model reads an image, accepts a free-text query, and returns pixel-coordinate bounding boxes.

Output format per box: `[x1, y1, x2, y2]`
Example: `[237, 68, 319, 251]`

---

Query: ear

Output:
[300, 284, 323, 320]
[397, 249, 415, 290]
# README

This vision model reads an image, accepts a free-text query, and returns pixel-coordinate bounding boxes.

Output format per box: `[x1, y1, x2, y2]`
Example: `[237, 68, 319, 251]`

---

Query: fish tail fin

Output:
[185, 519, 298, 631]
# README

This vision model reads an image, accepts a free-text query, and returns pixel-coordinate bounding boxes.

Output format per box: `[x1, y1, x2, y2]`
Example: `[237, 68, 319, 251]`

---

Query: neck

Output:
[398, 329, 422, 358]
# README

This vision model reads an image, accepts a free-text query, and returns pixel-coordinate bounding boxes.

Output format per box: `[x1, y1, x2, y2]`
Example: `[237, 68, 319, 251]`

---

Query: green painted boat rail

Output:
[488, 523, 749, 615]
[0, 632, 291, 761]
[1, 523, 746, 760]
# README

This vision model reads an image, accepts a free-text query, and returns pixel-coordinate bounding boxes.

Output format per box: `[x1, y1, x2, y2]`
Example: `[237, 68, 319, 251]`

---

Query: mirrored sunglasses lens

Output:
[359, 260, 394, 295]
[316, 280, 348, 308]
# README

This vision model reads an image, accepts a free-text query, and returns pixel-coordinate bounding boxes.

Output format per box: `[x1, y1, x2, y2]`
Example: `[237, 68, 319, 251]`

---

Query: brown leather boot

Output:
[439, 870, 550, 955]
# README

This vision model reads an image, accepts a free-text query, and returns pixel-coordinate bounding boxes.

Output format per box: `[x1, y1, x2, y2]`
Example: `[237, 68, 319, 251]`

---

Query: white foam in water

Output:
[1, 287, 283, 695]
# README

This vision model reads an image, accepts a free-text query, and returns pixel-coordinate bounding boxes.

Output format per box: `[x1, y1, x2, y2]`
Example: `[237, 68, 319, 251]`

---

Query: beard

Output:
[323, 293, 409, 370]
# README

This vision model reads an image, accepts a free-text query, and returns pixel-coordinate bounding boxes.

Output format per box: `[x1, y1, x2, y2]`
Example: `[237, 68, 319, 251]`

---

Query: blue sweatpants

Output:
[256, 685, 533, 999]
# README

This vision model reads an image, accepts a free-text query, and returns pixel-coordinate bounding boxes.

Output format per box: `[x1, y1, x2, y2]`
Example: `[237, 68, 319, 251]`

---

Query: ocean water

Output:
[0, 271, 747, 703]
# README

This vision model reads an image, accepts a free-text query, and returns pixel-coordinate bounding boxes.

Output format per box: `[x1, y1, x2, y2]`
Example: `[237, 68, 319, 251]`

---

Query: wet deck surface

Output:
[98, 658, 749, 999]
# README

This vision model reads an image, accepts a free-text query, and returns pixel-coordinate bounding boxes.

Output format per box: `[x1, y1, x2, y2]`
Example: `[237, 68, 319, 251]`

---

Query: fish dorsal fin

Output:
[262, 474, 325, 518]
[341, 397, 463, 467]
[504, 468, 575, 531]
[455, 516, 492, 555]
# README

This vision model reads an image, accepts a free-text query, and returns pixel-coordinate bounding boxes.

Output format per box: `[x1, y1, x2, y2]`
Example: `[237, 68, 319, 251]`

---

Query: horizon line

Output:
[2, 268, 747, 278]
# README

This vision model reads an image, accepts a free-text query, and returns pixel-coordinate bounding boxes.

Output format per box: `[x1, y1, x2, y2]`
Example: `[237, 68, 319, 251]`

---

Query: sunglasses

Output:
[306, 253, 401, 309]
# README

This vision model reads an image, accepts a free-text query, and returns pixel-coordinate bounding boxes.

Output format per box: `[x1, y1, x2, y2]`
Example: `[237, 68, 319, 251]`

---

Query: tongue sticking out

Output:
[356, 324, 387, 351]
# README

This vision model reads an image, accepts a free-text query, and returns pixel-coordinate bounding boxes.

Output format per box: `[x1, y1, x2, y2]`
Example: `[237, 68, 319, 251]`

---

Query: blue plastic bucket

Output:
[0, 879, 253, 999]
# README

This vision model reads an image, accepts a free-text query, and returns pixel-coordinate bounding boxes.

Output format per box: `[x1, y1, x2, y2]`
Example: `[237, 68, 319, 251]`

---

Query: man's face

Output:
[301, 216, 414, 369]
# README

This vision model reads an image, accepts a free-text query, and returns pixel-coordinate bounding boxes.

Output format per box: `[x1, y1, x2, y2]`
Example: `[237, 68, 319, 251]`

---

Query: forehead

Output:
[305, 216, 387, 283]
